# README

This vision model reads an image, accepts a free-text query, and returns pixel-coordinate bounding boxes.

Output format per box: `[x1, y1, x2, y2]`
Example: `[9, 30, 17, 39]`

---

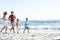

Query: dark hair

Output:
[3, 11, 7, 19]
[4, 11, 7, 15]
[26, 18, 28, 20]
[11, 11, 14, 13]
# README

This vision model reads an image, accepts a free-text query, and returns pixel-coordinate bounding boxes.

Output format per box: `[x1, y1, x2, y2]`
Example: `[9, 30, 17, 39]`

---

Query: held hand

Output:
[8, 18, 11, 20]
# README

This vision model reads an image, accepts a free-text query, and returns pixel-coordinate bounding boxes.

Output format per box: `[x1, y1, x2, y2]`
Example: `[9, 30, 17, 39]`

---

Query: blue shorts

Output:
[25, 27, 29, 29]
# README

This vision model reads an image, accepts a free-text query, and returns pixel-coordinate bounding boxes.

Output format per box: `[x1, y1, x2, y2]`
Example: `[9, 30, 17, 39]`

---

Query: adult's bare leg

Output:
[1, 26, 5, 32]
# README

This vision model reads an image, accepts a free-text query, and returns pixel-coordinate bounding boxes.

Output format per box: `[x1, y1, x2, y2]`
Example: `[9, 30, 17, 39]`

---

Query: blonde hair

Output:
[16, 18, 19, 22]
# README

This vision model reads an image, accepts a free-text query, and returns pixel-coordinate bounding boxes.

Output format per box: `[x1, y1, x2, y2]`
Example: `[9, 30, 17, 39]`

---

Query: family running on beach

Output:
[0, 11, 29, 33]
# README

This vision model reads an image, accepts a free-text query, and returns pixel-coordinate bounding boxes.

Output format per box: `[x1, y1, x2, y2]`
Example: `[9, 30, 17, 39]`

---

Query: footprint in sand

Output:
[31, 35, 35, 37]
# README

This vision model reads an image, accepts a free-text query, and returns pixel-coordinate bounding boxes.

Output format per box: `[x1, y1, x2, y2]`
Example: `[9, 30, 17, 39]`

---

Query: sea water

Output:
[0, 18, 60, 30]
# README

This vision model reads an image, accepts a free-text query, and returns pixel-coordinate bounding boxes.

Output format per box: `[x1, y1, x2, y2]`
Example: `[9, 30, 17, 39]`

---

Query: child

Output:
[1, 11, 8, 33]
[23, 18, 29, 33]
[16, 18, 20, 33]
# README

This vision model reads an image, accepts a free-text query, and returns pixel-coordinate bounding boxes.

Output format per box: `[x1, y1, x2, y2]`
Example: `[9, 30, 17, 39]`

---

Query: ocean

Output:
[0, 18, 60, 30]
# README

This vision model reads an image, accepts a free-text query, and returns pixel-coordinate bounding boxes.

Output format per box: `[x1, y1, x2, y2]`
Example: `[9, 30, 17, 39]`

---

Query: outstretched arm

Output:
[8, 15, 11, 20]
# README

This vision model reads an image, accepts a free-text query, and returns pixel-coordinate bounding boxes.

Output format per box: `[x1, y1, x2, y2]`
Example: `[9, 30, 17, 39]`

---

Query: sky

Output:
[0, 0, 60, 20]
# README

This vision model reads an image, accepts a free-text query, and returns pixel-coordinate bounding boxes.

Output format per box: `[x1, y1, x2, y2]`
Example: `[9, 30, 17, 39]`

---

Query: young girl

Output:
[1, 11, 8, 33]
[16, 18, 20, 33]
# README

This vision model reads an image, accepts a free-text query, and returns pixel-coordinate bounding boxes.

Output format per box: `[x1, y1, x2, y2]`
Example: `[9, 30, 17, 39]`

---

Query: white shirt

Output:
[3, 15, 8, 20]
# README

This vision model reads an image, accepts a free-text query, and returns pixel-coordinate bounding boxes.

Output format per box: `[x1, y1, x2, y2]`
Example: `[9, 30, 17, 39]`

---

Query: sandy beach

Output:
[0, 0, 60, 40]
[0, 29, 60, 40]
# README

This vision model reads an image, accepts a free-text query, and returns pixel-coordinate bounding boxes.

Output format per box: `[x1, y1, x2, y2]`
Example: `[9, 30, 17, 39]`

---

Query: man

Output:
[8, 11, 16, 33]
[23, 18, 29, 33]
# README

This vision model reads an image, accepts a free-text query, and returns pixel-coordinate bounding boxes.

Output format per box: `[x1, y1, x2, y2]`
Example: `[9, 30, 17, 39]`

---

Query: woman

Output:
[1, 11, 8, 33]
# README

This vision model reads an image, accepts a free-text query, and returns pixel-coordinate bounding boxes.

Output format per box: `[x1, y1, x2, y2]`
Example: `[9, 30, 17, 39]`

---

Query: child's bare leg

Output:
[23, 29, 26, 33]
[27, 28, 29, 33]
[17, 28, 19, 33]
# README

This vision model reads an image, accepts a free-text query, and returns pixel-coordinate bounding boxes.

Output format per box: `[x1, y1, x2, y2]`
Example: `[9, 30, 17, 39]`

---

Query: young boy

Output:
[23, 18, 29, 33]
